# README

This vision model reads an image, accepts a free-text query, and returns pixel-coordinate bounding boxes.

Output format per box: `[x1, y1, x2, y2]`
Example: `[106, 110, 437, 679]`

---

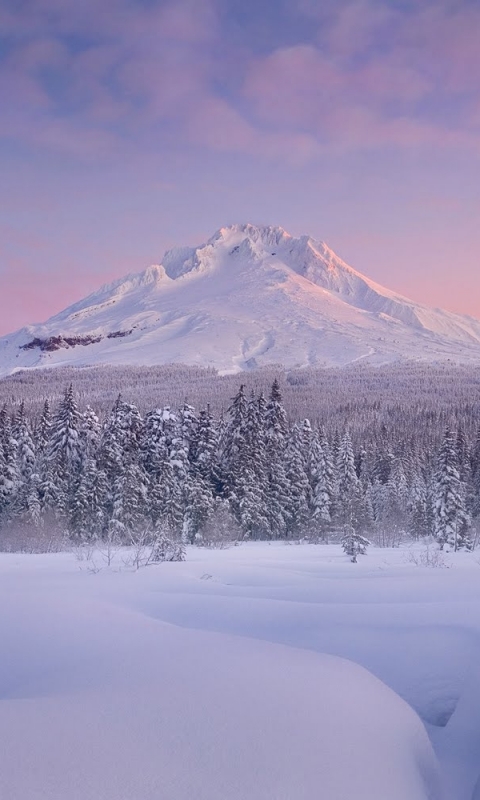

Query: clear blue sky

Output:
[1, 0, 480, 331]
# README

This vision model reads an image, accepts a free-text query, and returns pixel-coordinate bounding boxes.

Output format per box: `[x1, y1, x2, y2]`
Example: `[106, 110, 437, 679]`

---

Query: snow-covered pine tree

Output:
[70, 457, 108, 541]
[379, 457, 409, 543]
[12, 402, 37, 521]
[335, 431, 360, 530]
[309, 426, 335, 538]
[98, 395, 124, 482]
[65, 404, 103, 539]
[238, 390, 269, 538]
[36, 400, 52, 457]
[192, 405, 220, 491]
[0, 426, 8, 522]
[47, 385, 82, 522]
[285, 422, 310, 536]
[434, 428, 472, 551]
[0, 408, 19, 522]
[264, 380, 290, 537]
[48, 386, 82, 469]
[178, 403, 198, 465]
[342, 524, 371, 562]
[79, 406, 101, 462]
[408, 463, 430, 539]
[182, 471, 215, 544]
[468, 425, 480, 521]
[142, 408, 169, 477]
[106, 399, 148, 540]
[174, 403, 213, 544]
[219, 387, 269, 538]
[14, 402, 35, 485]
[220, 384, 248, 509]
[456, 424, 470, 484]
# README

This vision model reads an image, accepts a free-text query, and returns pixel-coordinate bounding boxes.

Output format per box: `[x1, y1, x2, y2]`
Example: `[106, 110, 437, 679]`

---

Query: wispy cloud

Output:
[2, 0, 480, 164]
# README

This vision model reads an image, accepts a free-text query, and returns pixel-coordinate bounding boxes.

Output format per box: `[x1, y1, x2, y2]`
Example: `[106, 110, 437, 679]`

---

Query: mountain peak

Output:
[2, 223, 480, 376]
[209, 223, 291, 246]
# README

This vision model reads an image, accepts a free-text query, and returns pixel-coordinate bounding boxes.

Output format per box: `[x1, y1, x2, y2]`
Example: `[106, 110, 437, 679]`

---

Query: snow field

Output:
[3, 542, 480, 799]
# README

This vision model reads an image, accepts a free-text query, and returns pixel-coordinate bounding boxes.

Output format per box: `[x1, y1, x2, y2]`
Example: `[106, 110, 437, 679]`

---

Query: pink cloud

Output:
[243, 45, 342, 131]
[242, 1, 480, 155]
[2, 0, 480, 165]
[0, 0, 221, 159]
[397, 4, 480, 93]
[184, 94, 321, 164]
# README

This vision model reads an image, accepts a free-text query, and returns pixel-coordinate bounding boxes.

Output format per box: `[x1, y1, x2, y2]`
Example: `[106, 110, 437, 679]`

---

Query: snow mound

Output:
[0, 562, 441, 800]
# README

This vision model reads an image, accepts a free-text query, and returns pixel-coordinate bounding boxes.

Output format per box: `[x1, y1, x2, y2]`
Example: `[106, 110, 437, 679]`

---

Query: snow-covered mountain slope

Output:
[2, 223, 480, 376]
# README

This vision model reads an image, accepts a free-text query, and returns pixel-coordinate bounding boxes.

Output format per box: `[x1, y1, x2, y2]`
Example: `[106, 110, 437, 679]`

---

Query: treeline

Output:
[0, 379, 477, 552]
[3, 363, 480, 446]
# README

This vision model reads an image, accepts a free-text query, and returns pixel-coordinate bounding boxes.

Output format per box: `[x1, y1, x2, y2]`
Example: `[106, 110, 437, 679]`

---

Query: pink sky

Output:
[1, 0, 480, 332]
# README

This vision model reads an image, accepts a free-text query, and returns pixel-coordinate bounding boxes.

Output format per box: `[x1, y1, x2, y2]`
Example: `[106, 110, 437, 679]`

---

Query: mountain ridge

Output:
[1, 223, 480, 376]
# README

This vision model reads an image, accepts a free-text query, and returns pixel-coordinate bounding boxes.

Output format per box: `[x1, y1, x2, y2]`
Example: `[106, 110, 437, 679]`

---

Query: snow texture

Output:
[4, 542, 480, 799]
[3, 223, 480, 376]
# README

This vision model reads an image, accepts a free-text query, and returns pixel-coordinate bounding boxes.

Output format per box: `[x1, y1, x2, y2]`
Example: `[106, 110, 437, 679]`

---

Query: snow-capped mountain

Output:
[2, 223, 480, 376]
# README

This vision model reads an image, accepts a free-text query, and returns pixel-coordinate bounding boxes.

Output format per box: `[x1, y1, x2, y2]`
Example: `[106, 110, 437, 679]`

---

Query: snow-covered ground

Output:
[1, 541, 480, 799]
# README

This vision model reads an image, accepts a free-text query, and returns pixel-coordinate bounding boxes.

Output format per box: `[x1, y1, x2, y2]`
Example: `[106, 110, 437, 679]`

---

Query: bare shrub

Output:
[369, 524, 405, 548]
[97, 529, 122, 568]
[406, 542, 450, 568]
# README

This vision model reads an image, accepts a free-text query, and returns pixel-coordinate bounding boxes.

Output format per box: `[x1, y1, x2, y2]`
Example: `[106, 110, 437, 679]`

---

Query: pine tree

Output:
[36, 400, 52, 457]
[240, 391, 269, 538]
[335, 431, 360, 529]
[220, 387, 269, 538]
[70, 459, 107, 541]
[221, 385, 248, 489]
[264, 380, 290, 537]
[0, 410, 19, 521]
[48, 386, 82, 470]
[47, 385, 82, 523]
[15, 403, 36, 485]
[342, 525, 370, 562]
[79, 406, 101, 462]
[468, 425, 480, 520]
[310, 427, 335, 537]
[193, 405, 220, 491]
[182, 471, 215, 544]
[12, 402, 37, 520]
[380, 457, 409, 540]
[408, 465, 430, 539]
[285, 423, 310, 536]
[434, 428, 471, 551]
[178, 403, 198, 464]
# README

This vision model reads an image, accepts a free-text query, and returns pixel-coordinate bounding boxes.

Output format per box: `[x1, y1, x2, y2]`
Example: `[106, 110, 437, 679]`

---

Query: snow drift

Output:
[0, 548, 443, 800]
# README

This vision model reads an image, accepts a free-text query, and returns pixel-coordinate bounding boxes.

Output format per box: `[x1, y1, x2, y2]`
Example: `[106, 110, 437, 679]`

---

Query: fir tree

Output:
[264, 380, 290, 537]
[310, 427, 335, 537]
[285, 423, 310, 536]
[434, 429, 471, 551]
[342, 525, 370, 562]
[336, 431, 360, 529]
[36, 400, 52, 457]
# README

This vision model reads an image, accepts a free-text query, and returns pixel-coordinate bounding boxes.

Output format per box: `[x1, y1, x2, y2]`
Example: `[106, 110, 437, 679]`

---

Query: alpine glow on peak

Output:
[2, 224, 480, 377]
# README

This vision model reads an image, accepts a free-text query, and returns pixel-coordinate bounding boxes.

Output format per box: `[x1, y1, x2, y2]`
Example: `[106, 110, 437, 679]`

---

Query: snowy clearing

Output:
[1, 542, 480, 799]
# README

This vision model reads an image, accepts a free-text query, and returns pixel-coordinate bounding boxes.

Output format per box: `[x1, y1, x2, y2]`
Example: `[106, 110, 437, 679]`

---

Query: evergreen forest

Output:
[1, 368, 478, 555]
